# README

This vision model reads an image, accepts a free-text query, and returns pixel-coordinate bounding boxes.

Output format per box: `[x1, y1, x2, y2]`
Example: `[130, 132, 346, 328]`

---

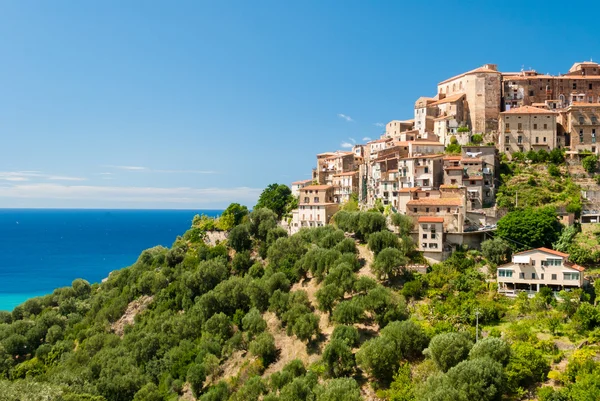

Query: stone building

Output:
[430, 94, 467, 144]
[437, 64, 502, 135]
[291, 179, 312, 197]
[417, 216, 444, 257]
[560, 103, 600, 154]
[385, 120, 414, 138]
[502, 61, 600, 111]
[414, 97, 437, 134]
[499, 106, 557, 154]
[314, 151, 358, 186]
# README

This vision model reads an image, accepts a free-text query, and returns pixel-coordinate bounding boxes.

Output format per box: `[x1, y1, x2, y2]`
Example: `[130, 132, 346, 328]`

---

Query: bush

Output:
[427, 332, 473, 372]
[548, 164, 561, 177]
[332, 300, 364, 324]
[481, 237, 512, 265]
[242, 308, 267, 338]
[368, 231, 400, 256]
[229, 224, 252, 252]
[582, 154, 599, 174]
[372, 248, 408, 280]
[314, 378, 361, 401]
[331, 325, 360, 348]
[322, 339, 356, 377]
[249, 332, 277, 365]
[381, 320, 429, 361]
[469, 337, 511, 366]
[505, 342, 549, 393]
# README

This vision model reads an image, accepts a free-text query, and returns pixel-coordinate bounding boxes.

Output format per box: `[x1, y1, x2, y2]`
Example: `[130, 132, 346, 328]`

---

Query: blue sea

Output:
[0, 209, 222, 311]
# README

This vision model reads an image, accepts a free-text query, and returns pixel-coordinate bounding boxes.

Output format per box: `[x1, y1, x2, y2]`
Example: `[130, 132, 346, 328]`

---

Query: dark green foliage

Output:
[334, 238, 357, 254]
[391, 213, 413, 236]
[582, 154, 598, 174]
[242, 308, 267, 338]
[267, 236, 308, 281]
[548, 164, 561, 177]
[496, 207, 563, 251]
[330, 325, 360, 348]
[291, 312, 320, 342]
[232, 250, 253, 274]
[248, 208, 278, 241]
[372, 248, 408, 280]
[357, 336, 398, 384]
[314, 377, 362, 401]
[199, 381, 230, 401]
[427, 332, 473, 372]
[332, 300, 364, 324]
[381, 320, 429, 361]
[333, 211, 386, 241]
[323, 263, 356, 293]
[505, 342, 549, 393]
[187, 363, 207, 397]
[368, 230, 400, 256]
[549, 148, 565, 164]
[222, 203, 249, 227]
[255, 184, 294, 219]
[229, 224, 252, 252]
[204, 313, 233, 342]
[322, 339, 356, 377]
[249, 332, 277, 365]
[316, 284, 343, 313]
[481, 237, 512, 265]
[469, 337, 511, 366]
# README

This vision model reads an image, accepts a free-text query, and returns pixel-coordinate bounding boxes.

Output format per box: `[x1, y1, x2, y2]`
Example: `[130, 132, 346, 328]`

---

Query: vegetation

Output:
[1, 180, 599, 401]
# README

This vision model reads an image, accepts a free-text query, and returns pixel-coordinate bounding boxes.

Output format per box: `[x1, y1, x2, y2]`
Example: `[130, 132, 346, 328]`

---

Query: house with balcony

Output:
[561, 103, 600, 154]
[332, 171, 358, 204]
[398, 155, 444, 190]
[497, 247, 585, 296]
[290, 185, 339, 233]
[417, 216, 444, 261]
[499, 106, 558, 154]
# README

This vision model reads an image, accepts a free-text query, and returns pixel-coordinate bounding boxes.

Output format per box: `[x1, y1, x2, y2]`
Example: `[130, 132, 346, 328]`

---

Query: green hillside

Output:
[0, 197, 599, 401]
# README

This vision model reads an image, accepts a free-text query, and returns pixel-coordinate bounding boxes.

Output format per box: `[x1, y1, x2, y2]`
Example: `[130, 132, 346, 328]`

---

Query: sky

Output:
[0, 1, 599, 209]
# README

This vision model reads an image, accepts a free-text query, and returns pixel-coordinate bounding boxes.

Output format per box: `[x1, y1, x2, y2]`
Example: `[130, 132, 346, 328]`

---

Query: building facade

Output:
[499, 106, 557, 154]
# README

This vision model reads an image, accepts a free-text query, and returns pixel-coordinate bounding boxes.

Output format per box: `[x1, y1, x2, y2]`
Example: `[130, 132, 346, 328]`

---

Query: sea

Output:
[0, 209, 222, 312]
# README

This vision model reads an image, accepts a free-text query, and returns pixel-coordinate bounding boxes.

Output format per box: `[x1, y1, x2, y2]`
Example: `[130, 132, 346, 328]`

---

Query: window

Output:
[422, 234, 428, 239]
[470, 180, 475, 185]
[529, 90, 534, 96]
[518, 136, 523, 144]
[447, 208, 450, 212]
[541, 273, 544, 280]
[413, 208, 417, 213]
[573, 82, 577, 90]
[544, 123, 548, 129]
[518, 123, 523, 130]
[429, 243, 438, 249]
[542, 259, 562, 266]
[498, 270, 513, 278]
[551, 274, 557, 280]
[532, 260, 536, 266]
[506, 123, 510, 130]
[536, 137, 539, 144]
[505, 135, 510, 143]
[425, 208, 429, 212]
[531, 273, 536, 279]
[431, 233, 436, 239]
[519, 272, 525, 279]
[580, 130, 584, 143]
[590, 83, 593, 90]
[426, 192, 430, 197]
[314, 197, 319, 203]
[304, 197, 310, 203]
[534, 124, 538, 129]
[543, 137, 547, 142]
[563, 272, 580, 281]
[424, 167, 429, 173]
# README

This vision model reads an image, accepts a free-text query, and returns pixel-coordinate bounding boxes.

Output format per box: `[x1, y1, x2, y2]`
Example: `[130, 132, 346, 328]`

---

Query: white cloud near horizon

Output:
[349, 138, 356, 144]
[374, 122, 384, 127]
[362, 136, 372, 141]
[0, 183, 261, 206]
[0, 171, 86, 182]
[340, 142, 353, 149]
[337, 113, 354, 122]
[106, 165, 217, 174]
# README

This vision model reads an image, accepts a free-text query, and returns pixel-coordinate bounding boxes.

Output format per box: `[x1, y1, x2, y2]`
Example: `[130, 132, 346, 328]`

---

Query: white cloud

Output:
[0, 183, 261, 206]
[374, 122, 385, 127]
[340, 142, 353, 149]
[0, 171, 86, 182]
[362, 137, 372, 141]
[349, 138, 356, 144]
[337, 113, 354, 122]
[106, 166, 216, 174]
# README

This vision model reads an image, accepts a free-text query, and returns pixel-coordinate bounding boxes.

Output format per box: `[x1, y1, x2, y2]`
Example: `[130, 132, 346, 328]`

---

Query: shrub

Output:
[469, 337, 511, 366]
[368, 231, 400, 256]
[249, 332, 277, 365]
[322, 339, 356, 377]
[331, 325, 360, 348]
[427, 332, 473, 372]
[372, 248, 408, 280]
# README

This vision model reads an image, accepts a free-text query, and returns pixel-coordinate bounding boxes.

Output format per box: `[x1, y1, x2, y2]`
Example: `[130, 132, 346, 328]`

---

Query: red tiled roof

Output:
[439, 65, 501, 85]
[397, 188, 420, 193]
[302, 185, 332, 190]
[418, 216, 444, 223]
[292, 179, 312, 185]
[564, 262, 586, 272]
[514, 247, 569, 258]
[407, 198, 462, 206]
[466, 176, 483, 181]
[501, 106, 556, 115]
[430, 93, 465, 106]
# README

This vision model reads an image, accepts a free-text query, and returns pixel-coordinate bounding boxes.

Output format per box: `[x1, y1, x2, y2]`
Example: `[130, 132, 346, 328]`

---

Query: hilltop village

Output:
[289, 61, 600, 263]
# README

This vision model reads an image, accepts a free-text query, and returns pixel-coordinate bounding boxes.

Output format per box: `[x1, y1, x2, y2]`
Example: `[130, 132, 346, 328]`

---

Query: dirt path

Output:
[357, 244, 376, 279]
[111, 295, 153, 337]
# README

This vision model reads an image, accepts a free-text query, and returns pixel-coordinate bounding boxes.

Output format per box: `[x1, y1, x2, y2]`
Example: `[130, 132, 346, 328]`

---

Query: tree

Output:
[331, 325, 360, 348]
[469, 337, 511, 366]
[222, 203, 249, 227]
[292, 313, 320, 342]
[481, 237, 512, 265]
[496, 207, 563, 251]
[315, 378, 362, 401]
[444, 357, 504, 401]
[381, 320, 429, 361]
[505, 342, 549, 393]
[548, 164, 561, 177]
[322, 339, 356, 378]
[249, 332, 277, 365]
[368, 231, 400, 256]
[316, 284, 343, 313]
[426, 332, 473, 372]
[385, 363, 415, 401]
[549, 148, 565, 164]
[248, 208, 278, 241]
[526, 149, 539, 163]
[372, 248, 408, 280]
[242, 308, 267, 338]
[332, 300, 364, 324]
[357, 336, 399, 384]
[470, 134, 483, 144]
[228, 224, 252, 252]
[186, 364, 207, 398]
[391, 213, 413, 236]
[553, 224, 579, 253]
[255, 184, 294, 219]
[582, 154, 599, 174]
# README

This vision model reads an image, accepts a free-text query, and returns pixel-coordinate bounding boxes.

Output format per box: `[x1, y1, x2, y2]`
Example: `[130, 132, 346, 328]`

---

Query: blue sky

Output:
[0, 1, 598, 209]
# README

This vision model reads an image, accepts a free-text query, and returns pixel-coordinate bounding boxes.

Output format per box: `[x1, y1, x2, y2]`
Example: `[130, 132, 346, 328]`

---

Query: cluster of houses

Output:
[286, 61, 600, 294]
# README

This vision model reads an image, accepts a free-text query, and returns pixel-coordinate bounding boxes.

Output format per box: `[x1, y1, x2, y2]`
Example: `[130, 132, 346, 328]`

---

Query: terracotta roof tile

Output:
[564, 262, 585, 272]
[439, 65, 501, 85]
[407, 198, 463, 206]
[429, 93, 465, 106]
[514, 247, 569, 258]
[501, 106, 556, 115]
[292, 179, 312, 185]
[418, 216, 444, 223]
[302, 185, 332, 190]
[397, 188, 420, 193]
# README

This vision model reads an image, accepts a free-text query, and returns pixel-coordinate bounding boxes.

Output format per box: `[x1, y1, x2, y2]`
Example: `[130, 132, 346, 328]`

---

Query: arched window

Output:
[459, 81, 463, 90]
[452, 83, 456, 92]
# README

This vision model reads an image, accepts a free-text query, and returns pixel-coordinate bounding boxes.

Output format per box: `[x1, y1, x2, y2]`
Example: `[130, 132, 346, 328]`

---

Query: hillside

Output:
[0, 204, 599, 401]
